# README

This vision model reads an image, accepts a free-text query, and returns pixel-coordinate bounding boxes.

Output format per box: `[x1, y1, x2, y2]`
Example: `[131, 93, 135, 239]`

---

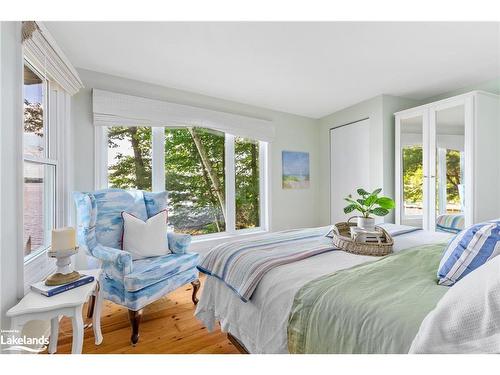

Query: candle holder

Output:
[45, 247, 81, 286]
[45, 227, 81, 286]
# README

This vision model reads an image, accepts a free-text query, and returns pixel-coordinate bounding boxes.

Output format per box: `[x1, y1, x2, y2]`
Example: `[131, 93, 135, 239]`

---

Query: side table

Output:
[6, 269, 103, 354]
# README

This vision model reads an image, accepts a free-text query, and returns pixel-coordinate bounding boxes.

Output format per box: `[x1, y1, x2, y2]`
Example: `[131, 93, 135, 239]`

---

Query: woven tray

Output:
[331, 218, 393, 257]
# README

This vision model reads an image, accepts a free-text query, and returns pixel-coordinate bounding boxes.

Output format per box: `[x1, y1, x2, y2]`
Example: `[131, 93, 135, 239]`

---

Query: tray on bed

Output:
[331, 219, 393, 256]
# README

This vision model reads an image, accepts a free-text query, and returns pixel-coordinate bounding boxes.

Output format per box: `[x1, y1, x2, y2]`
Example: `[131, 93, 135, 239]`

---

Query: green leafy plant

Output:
[343, 188, 395, 218]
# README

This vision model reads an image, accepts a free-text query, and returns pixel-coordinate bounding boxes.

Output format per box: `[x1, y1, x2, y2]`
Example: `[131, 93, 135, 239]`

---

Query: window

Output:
[235, 137, 260, 229]
[23, 62, 56, 260]
[107, 126, 152, 190]
[165, 127, 226, 235]
[104, 126, 267, 237]
[23, 64, 47, 158]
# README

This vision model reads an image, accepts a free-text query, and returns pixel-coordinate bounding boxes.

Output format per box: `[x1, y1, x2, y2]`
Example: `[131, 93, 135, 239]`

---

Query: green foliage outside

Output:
[108, 126, 260, 235]
[108, 127, 152, 190]
[164, 128, 226, 234]
[402, 146, 461, 210]
[402, 146, 424, 207]
[24, 99, 44, 137]
[235, 138, 260, 229]
[440, 150, 461, 207]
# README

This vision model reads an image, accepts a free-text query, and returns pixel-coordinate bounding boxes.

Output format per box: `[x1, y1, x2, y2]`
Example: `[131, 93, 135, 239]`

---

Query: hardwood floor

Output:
[52, 278, 239, 354]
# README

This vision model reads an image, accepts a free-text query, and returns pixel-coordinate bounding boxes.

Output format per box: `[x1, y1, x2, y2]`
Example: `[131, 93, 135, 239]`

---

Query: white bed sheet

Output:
[195, 225, 451, 354]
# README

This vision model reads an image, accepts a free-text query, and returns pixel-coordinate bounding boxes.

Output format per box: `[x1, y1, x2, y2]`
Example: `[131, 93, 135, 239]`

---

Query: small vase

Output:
[358, 217, 375, 231]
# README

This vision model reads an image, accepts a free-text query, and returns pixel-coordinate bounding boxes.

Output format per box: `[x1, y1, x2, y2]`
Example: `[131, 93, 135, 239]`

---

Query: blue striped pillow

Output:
[437, 222, 500, 286]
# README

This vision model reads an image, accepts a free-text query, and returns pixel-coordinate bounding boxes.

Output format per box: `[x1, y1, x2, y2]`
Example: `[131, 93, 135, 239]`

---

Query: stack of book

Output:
[350, 226, 386, 244]
[31, 274, 95, 297]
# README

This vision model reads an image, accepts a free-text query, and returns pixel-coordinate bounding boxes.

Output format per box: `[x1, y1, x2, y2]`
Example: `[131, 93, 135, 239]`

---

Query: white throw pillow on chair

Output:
[122, 210, 170, 260]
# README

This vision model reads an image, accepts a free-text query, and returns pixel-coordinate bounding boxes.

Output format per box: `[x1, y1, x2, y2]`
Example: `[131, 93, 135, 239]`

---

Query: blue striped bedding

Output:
[438, 221, 500, 286]
[198, 227, 335, 302]
[198, 225, 421, 302]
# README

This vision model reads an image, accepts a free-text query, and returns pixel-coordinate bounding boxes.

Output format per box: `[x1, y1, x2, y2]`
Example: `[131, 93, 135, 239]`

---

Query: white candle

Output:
[51, 227, 76, 251]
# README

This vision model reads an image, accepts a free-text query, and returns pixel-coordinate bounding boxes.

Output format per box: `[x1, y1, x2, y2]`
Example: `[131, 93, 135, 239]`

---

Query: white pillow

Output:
[410, 253, 500, 353]
[122, 210, 170, 260]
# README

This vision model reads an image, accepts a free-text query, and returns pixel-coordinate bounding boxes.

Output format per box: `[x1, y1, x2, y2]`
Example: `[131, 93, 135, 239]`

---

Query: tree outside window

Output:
[107, 126, 262, 236]
[107, 126, 152, 191]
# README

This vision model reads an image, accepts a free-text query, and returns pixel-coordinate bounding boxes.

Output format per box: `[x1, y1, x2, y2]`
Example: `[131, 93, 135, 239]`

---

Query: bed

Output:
[194, 224, 500, 354]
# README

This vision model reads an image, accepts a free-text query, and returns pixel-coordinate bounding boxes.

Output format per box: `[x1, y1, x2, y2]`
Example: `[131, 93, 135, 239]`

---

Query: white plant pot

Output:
[357, 217, 375, 231]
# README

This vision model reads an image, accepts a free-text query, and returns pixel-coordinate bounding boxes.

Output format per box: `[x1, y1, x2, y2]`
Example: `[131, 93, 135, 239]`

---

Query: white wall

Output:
[315, 78, 499, 227]
[317, 95, 421, 225]
[72, 69, 321, 240]
[0, 21, 23, 338]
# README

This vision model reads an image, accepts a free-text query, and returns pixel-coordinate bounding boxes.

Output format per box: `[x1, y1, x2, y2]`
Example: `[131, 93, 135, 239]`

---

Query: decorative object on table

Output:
[282, 151, 310, 189]
[45, 227, 80, 286]
[331, 218, 393, 256]
[32, 274, 95, 297]
[343, 188, 395, 231]
[350, 226, 387, 243]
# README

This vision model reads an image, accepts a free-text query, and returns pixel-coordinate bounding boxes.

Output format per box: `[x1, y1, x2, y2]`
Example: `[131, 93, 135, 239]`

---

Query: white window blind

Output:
[92, 89, 275, 142]
[22, 21, 84, 96]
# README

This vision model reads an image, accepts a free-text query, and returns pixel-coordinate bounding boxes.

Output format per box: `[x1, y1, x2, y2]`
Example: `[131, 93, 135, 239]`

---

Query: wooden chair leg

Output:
[191, 279, 201, 305]
[128, 309, 143, 345]
[87, 295, 96, 319]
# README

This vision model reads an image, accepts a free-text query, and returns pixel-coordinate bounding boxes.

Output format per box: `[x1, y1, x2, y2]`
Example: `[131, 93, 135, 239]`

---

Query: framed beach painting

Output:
[282, 151, 310, 189]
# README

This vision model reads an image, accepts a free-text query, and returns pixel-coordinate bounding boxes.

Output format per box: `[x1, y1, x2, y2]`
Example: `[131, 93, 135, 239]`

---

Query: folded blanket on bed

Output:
[287, 243, 449, 353]
[198, 225, 421, 303]
[197, 226, 335, 302]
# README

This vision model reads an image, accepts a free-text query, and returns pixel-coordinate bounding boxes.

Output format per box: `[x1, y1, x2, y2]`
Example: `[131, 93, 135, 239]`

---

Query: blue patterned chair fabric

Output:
[73, 188, 200, 344]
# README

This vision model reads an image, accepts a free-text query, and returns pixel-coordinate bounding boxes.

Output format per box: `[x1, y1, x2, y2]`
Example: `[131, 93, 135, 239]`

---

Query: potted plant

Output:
[343, 188, 395, 231]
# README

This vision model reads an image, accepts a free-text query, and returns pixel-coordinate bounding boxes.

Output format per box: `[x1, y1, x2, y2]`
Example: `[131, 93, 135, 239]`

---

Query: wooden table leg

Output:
[87, 295, 96, 319]
[92, 283, 103, 345]
[48, 316, 59, 354]
[71, 305, 84, 354]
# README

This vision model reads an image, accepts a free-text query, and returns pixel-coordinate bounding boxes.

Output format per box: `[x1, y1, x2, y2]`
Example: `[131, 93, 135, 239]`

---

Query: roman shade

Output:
[22, 21, 83, 96]
[92, 89, 275, 142]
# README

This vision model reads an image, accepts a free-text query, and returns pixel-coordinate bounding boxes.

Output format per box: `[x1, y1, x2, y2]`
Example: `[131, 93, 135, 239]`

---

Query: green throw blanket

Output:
[287, 244, 449, 354]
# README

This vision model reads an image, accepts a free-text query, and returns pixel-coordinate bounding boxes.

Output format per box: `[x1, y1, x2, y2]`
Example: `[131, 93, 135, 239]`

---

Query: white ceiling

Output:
[45, 22, 500, 119]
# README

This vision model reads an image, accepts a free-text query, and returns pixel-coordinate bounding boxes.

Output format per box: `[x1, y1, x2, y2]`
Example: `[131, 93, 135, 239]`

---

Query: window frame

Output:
[18, 22, 83, 296]
[22, 58, 73, 292]
[97, 126, 270, 241]
[22, 59, 58, 263]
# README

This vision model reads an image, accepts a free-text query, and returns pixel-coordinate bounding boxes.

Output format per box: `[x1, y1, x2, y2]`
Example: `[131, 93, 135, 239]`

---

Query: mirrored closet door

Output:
[396, 112, 427, 229]
[429, 99, 470, 231]
[395, 91, 499, 232]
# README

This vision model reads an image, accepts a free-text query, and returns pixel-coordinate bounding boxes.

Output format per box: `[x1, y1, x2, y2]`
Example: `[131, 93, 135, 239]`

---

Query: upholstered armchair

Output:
[73, 188, 200, 345]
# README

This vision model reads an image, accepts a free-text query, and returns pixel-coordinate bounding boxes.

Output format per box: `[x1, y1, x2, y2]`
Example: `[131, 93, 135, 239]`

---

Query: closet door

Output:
[395, 110, 428, 229]
[330, 119, 370, 224]
[429, 97, 472, 229]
